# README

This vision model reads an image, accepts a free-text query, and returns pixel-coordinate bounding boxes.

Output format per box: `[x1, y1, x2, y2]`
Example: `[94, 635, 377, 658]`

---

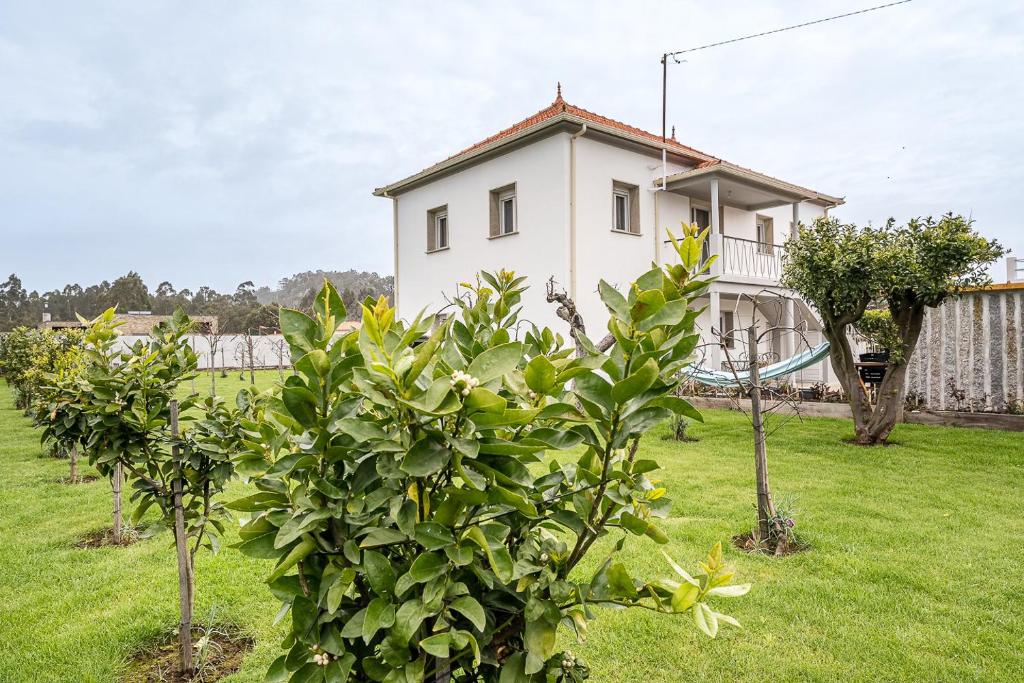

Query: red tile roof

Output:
[375, 84, 841, 206]
[443, 84, 719, 165]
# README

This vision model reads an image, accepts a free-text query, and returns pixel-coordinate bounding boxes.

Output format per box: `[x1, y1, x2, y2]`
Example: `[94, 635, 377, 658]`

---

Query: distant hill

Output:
[255, 270, 394, 317]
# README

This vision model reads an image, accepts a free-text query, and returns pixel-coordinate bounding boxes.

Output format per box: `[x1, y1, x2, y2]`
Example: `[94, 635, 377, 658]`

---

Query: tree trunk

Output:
[112, 462, 123, 544]
[247, 336, 256, 385]
[170, 400, 194, 675]
[69, 444, 78, 484]
[747, 326, 776, 542]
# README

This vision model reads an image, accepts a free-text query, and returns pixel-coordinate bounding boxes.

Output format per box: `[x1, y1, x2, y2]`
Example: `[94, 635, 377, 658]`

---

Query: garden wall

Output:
[117, 334, 291, 370]
[904, 286, 1024, 412]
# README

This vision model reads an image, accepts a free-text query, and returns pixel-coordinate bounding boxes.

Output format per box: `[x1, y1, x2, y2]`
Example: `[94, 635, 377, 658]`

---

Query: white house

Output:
[373, 86, 844, 383]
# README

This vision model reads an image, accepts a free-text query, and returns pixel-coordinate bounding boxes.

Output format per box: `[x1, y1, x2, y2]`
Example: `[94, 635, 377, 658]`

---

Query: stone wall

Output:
[905, 286, 1024, 411]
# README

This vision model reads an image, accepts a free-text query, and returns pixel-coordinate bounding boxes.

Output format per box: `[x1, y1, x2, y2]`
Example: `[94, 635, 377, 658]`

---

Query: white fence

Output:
[116, 334, 292, 370]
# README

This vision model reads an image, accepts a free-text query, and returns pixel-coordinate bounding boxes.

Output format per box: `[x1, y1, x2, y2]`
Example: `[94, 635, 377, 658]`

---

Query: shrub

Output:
[233, 225, 749, 682]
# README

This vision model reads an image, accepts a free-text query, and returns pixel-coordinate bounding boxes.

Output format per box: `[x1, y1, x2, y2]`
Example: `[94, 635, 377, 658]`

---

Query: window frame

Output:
[755, 215, 774, 254]
[435, 210, 449, 250]
[499, 190, 516, 235]
[426, 204, 450, 253]
[612, 189, 630, 233]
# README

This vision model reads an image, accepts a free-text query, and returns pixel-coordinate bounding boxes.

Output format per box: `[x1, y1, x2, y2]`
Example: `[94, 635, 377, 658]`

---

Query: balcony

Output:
[720, 235, 784, 280]
[669, 234, 784, 282]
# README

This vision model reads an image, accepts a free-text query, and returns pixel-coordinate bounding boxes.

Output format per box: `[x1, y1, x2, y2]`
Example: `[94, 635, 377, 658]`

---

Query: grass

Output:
[1, 371, 1023, 681]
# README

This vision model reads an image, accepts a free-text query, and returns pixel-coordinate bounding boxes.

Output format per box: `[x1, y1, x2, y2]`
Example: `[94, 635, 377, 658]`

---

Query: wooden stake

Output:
[170, 400, 194, 675]
[112, 462, 123, 544]
[747, 325, 775, 543]
[69, 444, 78, 484]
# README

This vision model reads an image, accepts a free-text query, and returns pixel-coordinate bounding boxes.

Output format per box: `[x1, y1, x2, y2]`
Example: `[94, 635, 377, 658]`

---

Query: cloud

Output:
[0, 0, 1020, 292]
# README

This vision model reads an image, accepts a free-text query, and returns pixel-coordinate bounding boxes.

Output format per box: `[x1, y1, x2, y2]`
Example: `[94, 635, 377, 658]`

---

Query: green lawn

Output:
[1, 371, 1023, 681]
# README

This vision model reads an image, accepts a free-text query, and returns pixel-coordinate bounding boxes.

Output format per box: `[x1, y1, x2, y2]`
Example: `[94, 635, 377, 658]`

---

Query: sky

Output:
[1, 0, 1021, 293]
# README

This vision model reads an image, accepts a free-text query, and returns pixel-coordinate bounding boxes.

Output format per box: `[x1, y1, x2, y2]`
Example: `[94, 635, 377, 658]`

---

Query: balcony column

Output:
[709, 287, 722, 370]
[791, 201, 800, 238]
[709, 177, 722, 276]
[782, 200, 800, 368]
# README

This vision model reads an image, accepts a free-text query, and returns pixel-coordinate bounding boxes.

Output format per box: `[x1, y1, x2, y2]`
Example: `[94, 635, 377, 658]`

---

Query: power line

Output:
[659, 0, 913, 143]
[664, 0, 913, 60]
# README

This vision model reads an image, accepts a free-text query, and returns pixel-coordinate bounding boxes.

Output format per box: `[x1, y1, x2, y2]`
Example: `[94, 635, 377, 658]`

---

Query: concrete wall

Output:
[117, 334, 291, 370]
[905, 288, 1024, 411]
[394, 133, 571, 330]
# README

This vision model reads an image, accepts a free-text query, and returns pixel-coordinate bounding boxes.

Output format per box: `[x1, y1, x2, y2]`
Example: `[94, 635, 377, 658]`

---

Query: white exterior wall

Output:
[394, 134, 570, 329]
[572, 138, 693, 334]
[388, 134, 834, 384]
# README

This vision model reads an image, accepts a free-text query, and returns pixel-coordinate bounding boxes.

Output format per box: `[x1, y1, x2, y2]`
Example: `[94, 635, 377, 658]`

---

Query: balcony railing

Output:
[721, 236, 784, 280]
[668, 235, 784, 281]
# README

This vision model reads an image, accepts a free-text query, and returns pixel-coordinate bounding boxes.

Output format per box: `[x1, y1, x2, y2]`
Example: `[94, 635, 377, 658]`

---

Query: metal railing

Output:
[721, 236, 784, 280]
[664, 234, 785, 281]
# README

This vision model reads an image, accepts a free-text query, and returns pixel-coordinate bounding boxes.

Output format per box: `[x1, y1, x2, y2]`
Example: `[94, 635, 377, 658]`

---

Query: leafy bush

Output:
[72, 308, 239, 674]
[0, 326, 84, 411]
[232, 225, 749, 682]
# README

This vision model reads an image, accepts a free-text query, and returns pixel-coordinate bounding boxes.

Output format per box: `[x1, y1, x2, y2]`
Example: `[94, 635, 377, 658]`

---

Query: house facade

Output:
[374, 88, 844, 382]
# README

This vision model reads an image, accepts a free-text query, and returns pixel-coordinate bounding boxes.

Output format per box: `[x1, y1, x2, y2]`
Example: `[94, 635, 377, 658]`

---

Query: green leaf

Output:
[449, 596, 486, 632]
[463, 387, 506, 414]
[418, 633, 451, 658]
[611, 358, 659, 404]
[314, 280, 346, 328]
[650, 395, 704, 422]
[401, 438, 450, 477]
[608, 562, 638, 599]
[359, 527, 407, 548]
[630, 288, 666, 322]
[672, 583, 700, 612]
[280, 308, 318, 353]
[524, 355, 557, 394]
[363, 550, 397, 597]
[466, 343, 523, 383]
[414, 522, 455, 550]
[362, 597, 396, 643]
[266, 536, 315, 584]
[408, 552, 448, 583]
[693, 602, 719, 638]
[282, 386, 318, 427]
[598, 280, 629, 319]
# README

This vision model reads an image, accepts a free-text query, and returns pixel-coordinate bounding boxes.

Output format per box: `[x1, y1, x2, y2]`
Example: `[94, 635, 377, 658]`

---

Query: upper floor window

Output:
[756, 215, 774, 254]
[613, 190, 629, 232]
[427, 205, 449, 252]
[489, 183, 517, 238]
[612, 181, 640, 234]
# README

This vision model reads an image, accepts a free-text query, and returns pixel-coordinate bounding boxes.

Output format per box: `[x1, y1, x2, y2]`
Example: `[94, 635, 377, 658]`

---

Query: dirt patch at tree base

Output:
[73, 527, 139, 549]
[732, 530, 808, 557]
[54, 474, 99, 485]
[120, 626, 254, 682]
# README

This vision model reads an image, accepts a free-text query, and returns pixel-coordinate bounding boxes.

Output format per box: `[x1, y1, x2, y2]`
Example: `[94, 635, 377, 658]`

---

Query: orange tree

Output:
[232, 225, 749, 682]
[783, 214, 1004, 444]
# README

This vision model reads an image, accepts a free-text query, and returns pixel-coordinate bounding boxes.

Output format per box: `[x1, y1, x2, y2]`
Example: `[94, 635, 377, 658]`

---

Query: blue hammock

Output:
[683, 342, 831, 388]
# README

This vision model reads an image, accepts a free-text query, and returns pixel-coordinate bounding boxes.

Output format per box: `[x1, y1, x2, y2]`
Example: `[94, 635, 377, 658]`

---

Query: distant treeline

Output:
[0, 270, 393, 333]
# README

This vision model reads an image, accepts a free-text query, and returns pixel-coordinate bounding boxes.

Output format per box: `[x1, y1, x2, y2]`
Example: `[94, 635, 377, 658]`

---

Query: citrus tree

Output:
[31, 339, 89, 481]
[232, 225, 749, 682]
[78, 308, 239, 675]
[783, 214, 1004, 444]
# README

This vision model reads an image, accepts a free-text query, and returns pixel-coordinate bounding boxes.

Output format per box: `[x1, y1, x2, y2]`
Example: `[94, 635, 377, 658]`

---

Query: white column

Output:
[782, 298, 795, 363]
[709, 178, 722, 276]
[791, 201, 800, 238]
[709, 287, 722, 369]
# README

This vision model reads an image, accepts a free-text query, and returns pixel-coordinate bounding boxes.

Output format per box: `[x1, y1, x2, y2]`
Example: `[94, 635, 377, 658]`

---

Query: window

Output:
[611, 181, 640, 234]
[692, 206, 711, 262]
[756, 215, 774, 254]
[426, 205, 449, 252]
[613, 191, 629, 232]
[720, 311, 736, 348]
[489, 183, 517, 238]
[435, 212, 448, 249]
[500, 191, 516, 235]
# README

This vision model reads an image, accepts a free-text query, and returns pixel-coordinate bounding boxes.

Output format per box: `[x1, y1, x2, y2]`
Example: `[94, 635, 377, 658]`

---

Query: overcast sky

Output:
[1, 0, 1020, 293]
